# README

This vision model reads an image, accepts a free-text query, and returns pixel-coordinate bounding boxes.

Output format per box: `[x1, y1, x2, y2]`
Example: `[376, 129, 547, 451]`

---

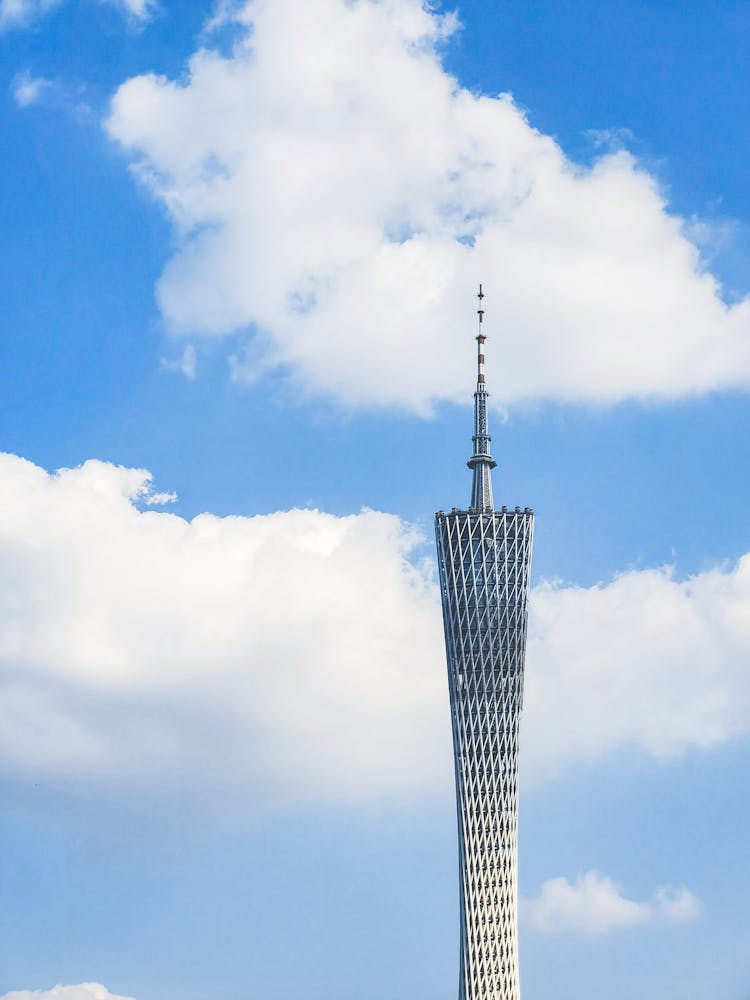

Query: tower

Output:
[435, 288, 534, 1000]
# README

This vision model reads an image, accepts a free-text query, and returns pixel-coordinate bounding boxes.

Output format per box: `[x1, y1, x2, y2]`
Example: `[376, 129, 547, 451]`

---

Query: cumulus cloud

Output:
[0, 0, 155, 30]
[523, 558, 750, 778]
[522, 871, 701, 934]
[0, 986, 134, 1000]
[0, 453, 445, 814]
[1, 452, 750, 818]
[105, 0, 750, 413]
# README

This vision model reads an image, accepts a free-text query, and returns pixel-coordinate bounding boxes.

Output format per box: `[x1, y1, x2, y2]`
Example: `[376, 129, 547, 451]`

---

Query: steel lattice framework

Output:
[435, 288, 534, 1000]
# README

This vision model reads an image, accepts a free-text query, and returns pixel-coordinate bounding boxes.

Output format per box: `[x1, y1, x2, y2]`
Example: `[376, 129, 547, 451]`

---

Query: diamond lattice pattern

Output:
[435, 509, 534, 1000]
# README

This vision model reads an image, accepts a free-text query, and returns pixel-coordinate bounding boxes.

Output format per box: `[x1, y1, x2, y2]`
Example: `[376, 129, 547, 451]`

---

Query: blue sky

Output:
[1, 2, 750, 999]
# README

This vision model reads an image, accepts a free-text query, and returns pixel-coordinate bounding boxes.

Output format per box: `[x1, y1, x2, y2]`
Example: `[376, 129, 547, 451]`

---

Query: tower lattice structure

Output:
[435, 287, 534, 1000]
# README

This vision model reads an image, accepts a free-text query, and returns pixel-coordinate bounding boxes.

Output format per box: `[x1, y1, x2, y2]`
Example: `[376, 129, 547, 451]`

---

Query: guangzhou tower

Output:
[435, 287, 534, 1000]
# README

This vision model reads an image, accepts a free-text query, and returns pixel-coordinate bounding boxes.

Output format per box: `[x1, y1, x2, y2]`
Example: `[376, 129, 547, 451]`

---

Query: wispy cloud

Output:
[161, 343, 197, 380]
[11, 69, 53, 108]
[1, 0, 156, 31]
[523, 871, 701, 934]
[10, 70, 95, 121]
[117, 0, 155, 20]
[1, 0, 61, 31]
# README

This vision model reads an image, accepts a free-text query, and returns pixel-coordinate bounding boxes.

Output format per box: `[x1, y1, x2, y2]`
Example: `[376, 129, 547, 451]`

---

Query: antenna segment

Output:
[467, 284, 497, 511]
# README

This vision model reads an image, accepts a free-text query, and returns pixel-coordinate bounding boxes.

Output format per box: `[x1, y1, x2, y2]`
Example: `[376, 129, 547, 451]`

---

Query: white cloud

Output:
[654, 884, 702, 922]
[141, 488, 177, 505]
[105, 0, 750, 414]
[0, 0, 60, 29]
[1, 986, 134, 1000]
[10, 71, 95, 121]
[0, 0, 155, 30]
[160, 343, 197, 379]
[523, 558, 750, 778]
[11, 70, 53, 107]
[523, 871, 701, 934]
[117, 0, 153, 19]
[1, 452, 750, 818]
[0, 453, 446, 814]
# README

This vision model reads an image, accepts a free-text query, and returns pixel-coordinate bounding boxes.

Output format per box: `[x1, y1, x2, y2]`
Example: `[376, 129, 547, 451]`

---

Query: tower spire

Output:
[467, 284, 497, 511]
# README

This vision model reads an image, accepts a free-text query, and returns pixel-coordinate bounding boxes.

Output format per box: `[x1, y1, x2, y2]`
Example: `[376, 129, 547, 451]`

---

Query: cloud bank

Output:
[0, 986, 134, 1000]
[522, 871, 700, 934]
[106, 0, 750, 413]
[1, 453, 750, 819]
[0, 453, 445, 814]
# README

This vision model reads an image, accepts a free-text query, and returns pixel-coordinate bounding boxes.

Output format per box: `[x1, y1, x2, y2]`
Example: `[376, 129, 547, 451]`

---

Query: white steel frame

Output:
[435, 506, 533, 1000]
